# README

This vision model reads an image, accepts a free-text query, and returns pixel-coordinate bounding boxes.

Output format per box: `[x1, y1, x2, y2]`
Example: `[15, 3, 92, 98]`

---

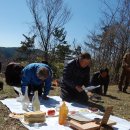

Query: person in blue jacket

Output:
[21, 63, 52, 100]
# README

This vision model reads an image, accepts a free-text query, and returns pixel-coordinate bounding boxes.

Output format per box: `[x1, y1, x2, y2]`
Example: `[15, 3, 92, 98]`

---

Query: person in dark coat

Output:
[91, 68, 109, 95]
[60, 52, 91, 105]
[5, 62, 24, 86]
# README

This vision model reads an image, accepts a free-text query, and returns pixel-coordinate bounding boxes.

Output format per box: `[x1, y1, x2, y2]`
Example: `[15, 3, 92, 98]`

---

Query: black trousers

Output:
[28, 84, 43, 96]
[60, 85, 88, 105]
[94, 85, 108, 95]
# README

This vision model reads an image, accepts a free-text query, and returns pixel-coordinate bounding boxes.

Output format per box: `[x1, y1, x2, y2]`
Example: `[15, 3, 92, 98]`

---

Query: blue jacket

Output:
[21, 63, 52, 96]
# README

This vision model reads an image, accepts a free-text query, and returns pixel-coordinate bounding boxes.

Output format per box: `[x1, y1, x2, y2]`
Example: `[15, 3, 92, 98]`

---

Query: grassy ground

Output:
[0, 77, 130, 129]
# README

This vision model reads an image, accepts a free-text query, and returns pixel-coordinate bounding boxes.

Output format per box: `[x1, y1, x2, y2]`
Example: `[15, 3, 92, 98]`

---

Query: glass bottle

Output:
[32, 91, 40, 111]
[22, 86, 30, 111]
[59, 101, 68, 125]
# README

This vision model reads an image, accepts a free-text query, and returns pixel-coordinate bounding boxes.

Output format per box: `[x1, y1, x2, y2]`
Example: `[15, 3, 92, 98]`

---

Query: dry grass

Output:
[93, 85, 130, 120]
[0, 77, 130, 129]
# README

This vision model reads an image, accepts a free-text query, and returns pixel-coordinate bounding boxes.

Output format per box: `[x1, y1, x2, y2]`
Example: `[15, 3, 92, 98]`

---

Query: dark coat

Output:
[62, 59, 90, 88]
[91, 72, 109, 95]
[60, 59, 90, 102]
[5, 62, 24, 86]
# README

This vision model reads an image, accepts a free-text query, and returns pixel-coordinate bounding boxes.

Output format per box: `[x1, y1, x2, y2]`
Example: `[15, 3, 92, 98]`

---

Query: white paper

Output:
[1, 96, 130, 130]
[80, 113, 102, 120]
[83, 85, 100, 92]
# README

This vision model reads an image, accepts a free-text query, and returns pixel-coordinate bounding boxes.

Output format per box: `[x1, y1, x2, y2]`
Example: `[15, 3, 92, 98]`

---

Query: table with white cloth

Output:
[1, 96, 130, 130]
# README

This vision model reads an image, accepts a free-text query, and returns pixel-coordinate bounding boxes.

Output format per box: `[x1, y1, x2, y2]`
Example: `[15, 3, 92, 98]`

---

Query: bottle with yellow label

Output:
[59, 101, 68, 125]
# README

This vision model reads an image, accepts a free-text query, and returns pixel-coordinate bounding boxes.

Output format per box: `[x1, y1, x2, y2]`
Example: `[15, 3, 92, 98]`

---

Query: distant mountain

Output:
[0, 47, 43, 59]
[0, 47, 18, 58]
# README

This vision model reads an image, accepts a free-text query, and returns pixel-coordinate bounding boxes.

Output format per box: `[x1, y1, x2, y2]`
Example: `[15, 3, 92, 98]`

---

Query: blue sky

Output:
[0, 0, 117, 47]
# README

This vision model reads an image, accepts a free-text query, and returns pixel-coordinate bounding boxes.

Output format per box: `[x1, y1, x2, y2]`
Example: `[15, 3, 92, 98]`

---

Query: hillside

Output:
[0, 47, 43, 59]
[0, 47, 18, 58]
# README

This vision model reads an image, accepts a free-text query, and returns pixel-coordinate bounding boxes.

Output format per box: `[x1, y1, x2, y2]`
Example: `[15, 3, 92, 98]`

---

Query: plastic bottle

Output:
[59, 101, 68, 125]
[22, 86, 30, 111]
[32, 91, 40, 111]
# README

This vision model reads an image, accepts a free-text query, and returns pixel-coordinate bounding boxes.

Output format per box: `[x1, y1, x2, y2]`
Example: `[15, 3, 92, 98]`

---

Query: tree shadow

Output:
[90, 99, 104, 103]
[123, 92, 130, 94]
[104, 94, 120, 100]
[28, 122, 48, 127]
[40, 97, 60, 108]
[71, 101, 105, 112]
[71, 102, 89, 108]
[112, 127, 119, 130]
[0, 95, 8, 100]
[87, 101, 105, 112]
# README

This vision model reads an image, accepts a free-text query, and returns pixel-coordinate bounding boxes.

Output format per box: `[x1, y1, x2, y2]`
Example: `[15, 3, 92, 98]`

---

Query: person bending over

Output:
[21, 63, 52, 100]
[60, 52, 91, 105]
[91, 68, 109, 96]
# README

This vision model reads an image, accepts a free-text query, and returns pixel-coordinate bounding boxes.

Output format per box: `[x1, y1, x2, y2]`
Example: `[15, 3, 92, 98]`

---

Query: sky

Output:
[0, 0, 117, 47]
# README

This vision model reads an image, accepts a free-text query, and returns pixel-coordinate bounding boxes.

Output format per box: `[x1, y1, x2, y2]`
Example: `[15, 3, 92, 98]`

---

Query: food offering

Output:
[9, 112, 24, 119]
[47, 109, 56, 116]
[24, 111, 46, 124]
[87, 107, 101, 114]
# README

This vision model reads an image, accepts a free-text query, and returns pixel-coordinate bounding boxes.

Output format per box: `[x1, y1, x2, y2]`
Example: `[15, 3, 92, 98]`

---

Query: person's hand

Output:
[87, 91, 94, 97]
[75, 86, 84, 92]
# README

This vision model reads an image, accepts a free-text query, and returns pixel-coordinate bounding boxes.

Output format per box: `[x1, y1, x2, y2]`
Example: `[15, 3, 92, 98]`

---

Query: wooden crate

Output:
[69, 119, 116, 130]
[69, 106, 116, 130]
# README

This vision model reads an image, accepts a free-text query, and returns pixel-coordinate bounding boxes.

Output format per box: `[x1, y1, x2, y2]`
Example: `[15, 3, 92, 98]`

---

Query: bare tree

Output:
[26, 0, 71, 61]
[84, 0, 130, 82]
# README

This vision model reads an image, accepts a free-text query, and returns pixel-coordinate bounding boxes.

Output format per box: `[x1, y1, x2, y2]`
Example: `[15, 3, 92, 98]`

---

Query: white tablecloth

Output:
[1, 96, 130, 130]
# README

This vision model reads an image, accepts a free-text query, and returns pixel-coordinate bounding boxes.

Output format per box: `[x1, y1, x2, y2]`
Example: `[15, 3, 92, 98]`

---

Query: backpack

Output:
[5, 62, 24, 86]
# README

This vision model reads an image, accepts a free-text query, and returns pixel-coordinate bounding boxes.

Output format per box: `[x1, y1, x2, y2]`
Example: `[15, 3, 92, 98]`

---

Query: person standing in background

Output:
[118, 50, 130, 93]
